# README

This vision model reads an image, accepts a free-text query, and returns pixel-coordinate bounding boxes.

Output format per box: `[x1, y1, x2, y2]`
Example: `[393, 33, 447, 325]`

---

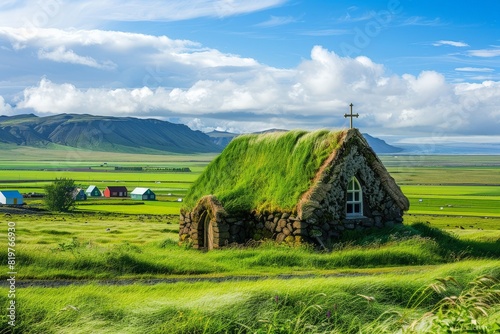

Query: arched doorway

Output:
[187, 195, 229, 250]
[199, 210, 214, 250]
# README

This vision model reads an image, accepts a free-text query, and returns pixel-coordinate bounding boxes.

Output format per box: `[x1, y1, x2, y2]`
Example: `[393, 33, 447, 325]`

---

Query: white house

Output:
[130, 187, 156, 200]
[0, 190, 24, 205]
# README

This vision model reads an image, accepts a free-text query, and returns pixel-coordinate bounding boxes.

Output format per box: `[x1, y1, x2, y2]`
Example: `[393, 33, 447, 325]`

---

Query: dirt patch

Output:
[0, 206, 47, 215]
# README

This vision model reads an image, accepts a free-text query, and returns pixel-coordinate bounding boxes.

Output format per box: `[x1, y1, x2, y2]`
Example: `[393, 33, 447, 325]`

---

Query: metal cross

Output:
[344, 103, 359, 129]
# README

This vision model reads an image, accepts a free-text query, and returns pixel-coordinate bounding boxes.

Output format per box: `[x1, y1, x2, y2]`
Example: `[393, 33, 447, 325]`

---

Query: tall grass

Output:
[2, 263, 499, 333]
[182, 130, 343, 213]
[3, 221, 500, 280]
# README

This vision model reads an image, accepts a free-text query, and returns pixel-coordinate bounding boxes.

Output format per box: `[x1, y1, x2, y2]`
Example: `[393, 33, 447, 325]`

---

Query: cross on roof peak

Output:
[344, 103, 359, 129]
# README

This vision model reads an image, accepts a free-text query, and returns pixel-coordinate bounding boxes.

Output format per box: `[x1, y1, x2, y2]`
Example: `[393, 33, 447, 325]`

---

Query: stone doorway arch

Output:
[190, 195, 229, 250]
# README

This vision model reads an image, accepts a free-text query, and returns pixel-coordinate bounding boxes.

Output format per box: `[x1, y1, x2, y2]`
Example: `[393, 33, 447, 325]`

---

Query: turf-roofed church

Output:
[179, 128, 409, 250]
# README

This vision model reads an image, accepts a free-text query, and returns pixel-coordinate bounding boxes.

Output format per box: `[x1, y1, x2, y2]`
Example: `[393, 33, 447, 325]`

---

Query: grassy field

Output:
[0, 158, 204, 215]
[3, 261, 499, 333]
[0, 151, 500, 333]
[1, 214, 499, 332]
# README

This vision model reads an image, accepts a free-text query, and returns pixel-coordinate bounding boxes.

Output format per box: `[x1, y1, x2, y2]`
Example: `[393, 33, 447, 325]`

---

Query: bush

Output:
[44, 178, 76, 212]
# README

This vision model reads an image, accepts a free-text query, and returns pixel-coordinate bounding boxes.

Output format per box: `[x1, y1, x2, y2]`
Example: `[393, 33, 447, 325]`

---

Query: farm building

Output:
[179, 128, 409, 250]
[72, 188, 87, 201]
[0, 190, 24, 205]
[131, 187, 156, 200]
[85, 185, 101, 197]
[104, 186, 128, 198]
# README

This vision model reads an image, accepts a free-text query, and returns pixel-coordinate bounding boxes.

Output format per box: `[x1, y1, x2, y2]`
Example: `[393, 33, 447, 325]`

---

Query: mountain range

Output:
[0, 113, 403, 154]
[0, 113, 220, 154]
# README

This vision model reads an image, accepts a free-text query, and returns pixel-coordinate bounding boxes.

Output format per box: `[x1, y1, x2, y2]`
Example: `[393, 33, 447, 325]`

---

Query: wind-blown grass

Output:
[2, 262, 499, 333]
[183, 129, 343, 213]
[3, 216, 500, 280]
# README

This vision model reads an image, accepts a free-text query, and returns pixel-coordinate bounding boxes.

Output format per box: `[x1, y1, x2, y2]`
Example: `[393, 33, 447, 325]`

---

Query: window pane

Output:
[354, 204, 361, 213]
[346, 177, 363, 216]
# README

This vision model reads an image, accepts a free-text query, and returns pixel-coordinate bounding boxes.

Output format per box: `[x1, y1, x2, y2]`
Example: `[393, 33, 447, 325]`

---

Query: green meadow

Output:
[0, 149, 499, 333]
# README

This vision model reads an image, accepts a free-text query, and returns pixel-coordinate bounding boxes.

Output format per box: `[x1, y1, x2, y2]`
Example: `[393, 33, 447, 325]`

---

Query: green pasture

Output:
[402, 185, 500, 217]
[0, 170, 196, 204]
[75, 200, 182, 215]
[1, 151, 499, 219]
[0, 143, 217, 165]
[1, 152, 500, 333]
[1, 261, 499, 334]
[2, 213, 499, 281]
[0, 170, 200, 182]
[387, 166, 500, 185]
[1, 211, 499, 333]
[380, 154, 500, 167]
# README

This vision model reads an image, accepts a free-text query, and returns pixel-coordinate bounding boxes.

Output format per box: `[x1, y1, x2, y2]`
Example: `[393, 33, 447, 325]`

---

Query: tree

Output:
[44, 178, 76, 212]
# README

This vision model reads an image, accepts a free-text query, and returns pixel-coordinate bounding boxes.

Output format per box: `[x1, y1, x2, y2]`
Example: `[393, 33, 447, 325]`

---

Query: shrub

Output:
[44, 178, 76, 212]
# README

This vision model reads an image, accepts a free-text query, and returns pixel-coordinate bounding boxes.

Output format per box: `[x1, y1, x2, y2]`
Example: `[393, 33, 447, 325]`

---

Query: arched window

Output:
[346, 176, 363, 217]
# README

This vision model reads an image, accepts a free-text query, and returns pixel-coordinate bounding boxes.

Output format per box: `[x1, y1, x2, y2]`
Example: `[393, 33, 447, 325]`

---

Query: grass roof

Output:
[183, 129, 344, 214]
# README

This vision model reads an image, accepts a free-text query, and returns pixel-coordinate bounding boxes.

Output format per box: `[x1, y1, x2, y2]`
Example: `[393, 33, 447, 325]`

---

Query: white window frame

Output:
[346, 176, 363, 217]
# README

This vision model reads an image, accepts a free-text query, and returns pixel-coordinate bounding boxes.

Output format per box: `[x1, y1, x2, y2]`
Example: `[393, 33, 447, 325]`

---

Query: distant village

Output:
[0, 185, 180, 206]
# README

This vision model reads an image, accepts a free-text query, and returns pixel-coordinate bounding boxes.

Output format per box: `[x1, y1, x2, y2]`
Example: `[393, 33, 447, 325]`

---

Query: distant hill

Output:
[0, 114, 221, 154]
[361, 133, 403, 154]
[0, 114, 404, 155]
[206, 129, 403, 154]
[205, 130, 238, 148]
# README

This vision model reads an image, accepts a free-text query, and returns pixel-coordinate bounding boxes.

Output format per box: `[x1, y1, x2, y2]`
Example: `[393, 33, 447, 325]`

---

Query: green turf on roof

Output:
[183, 129, 344, 213]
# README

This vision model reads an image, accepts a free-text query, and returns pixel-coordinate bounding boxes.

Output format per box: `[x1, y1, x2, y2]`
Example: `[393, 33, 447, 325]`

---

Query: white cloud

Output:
[185, 117, 281, 133]
[0, 27, 197, 51]
[455, 67, 494, 72]
[38, 46, 117, 70]
[0, 96, 13, 115]
[169, 49, 258, 68]
[402, 17, 442, 27]
[255, 15, 296, 27]
[0, 0, 288, 28]
[0, 26, 499, 137]
[467, 48, 500, 57]
[0, 27, 259, 73]
[0, 27, 264, 90]
[13, 45, 500, 136]
[433, 40, 469, 47]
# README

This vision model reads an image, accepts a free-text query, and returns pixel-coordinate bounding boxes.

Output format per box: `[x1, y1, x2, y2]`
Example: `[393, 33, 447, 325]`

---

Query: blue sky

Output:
[0, 0, 499, 142]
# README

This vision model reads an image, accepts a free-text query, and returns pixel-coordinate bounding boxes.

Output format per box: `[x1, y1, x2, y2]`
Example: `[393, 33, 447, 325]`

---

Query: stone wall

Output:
[296, 144, 405, 245]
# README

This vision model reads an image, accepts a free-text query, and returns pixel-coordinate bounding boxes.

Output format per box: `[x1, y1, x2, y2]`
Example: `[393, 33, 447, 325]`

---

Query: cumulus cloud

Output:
[1, 26, 499, 137]
[0, 96, 13, 115]
[12, 44, 500, 136]
[0, 26, 263, 90]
